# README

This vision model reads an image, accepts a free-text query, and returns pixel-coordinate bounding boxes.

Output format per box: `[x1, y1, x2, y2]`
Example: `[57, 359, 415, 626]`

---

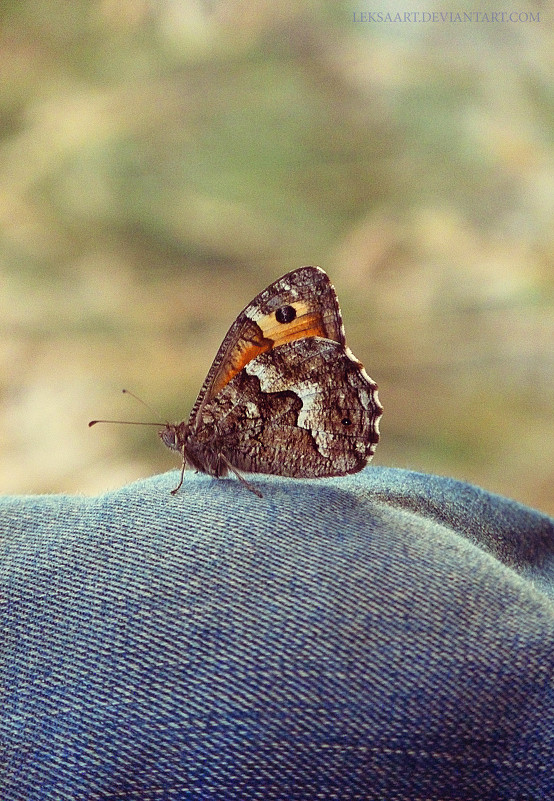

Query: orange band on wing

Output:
[263, 312, 327, 347]
[211, 311, 327, 396]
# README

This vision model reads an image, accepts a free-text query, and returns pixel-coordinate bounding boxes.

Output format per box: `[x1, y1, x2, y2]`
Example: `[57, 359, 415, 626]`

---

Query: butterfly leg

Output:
[170, 448, 187, 495]
[219, 453, 263, 499]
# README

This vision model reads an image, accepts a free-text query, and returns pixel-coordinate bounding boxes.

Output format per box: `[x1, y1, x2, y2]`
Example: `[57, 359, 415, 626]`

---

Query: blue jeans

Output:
[2, 467, 553, 799]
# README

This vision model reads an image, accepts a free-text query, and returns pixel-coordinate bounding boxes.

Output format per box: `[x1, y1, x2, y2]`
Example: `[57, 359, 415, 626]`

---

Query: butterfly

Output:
[91, 266, 382, 497]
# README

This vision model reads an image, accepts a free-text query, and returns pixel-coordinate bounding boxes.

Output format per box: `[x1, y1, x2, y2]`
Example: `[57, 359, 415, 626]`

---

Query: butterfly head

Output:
[159, 422, 188, 453]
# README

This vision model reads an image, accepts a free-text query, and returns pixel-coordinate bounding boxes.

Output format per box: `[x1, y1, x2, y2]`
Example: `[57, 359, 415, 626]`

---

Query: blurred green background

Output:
[1, 0, 552, 513]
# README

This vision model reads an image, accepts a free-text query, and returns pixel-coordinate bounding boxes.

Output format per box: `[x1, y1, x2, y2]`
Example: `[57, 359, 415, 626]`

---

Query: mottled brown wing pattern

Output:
[91, 266, 382, 494]
[188, 266, 345, 422]
[189, 337, 381, 478]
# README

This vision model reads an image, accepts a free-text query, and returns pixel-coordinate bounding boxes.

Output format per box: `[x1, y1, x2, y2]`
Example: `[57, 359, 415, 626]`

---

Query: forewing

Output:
[188, 266, 345, 424]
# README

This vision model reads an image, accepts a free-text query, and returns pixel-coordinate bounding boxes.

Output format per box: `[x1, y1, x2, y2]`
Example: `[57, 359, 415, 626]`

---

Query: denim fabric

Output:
[2, 467, 553, 800]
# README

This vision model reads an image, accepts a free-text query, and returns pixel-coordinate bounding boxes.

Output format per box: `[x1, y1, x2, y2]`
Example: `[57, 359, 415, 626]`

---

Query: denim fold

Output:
[2, 467, 553, 800]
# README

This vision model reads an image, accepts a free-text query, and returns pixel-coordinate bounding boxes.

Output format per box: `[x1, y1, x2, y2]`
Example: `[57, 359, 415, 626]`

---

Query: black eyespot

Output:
[275, 305, 296, 324]
[341, 417, 352, 426]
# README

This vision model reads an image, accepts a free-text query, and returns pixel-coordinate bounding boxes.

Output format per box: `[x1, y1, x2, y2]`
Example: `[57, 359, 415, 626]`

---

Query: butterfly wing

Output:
[188, 266, 345, 424]
[194, 337, 382, 478]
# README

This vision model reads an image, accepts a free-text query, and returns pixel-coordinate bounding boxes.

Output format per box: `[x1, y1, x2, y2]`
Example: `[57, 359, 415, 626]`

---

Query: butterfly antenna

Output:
[88, 389, 166, 428]
[88, 419, 165, 427]
[121, 388, 164, 419]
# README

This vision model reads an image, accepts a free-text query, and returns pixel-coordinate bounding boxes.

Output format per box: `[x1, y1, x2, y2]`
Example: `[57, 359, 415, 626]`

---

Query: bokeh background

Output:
[1, 0, 552, 513]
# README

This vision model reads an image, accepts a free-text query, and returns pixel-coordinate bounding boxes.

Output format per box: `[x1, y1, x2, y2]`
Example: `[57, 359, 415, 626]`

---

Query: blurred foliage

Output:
[0, 0, 552, 512]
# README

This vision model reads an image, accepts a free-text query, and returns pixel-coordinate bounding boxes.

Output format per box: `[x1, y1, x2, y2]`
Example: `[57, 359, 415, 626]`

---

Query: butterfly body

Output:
[159, 266, 382, 493]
